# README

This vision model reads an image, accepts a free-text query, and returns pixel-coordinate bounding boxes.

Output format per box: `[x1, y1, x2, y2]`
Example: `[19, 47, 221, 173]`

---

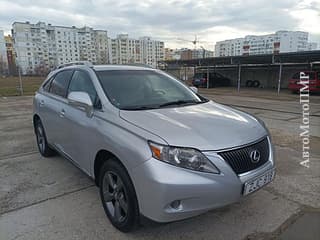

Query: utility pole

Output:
[18, 64, 23, 95]
[277, 63, 282, 95]
[237, 64, 241, 92]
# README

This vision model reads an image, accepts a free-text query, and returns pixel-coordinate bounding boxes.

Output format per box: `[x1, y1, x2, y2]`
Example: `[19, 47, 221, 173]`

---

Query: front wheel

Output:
[99, 159, 140, 232]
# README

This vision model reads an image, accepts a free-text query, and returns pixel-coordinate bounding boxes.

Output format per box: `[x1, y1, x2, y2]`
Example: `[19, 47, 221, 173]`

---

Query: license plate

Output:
[243, 170, 275, 195]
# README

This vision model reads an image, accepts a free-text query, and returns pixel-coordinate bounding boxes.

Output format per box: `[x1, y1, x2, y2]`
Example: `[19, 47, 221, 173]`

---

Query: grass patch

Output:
[0, 76, 45, 96]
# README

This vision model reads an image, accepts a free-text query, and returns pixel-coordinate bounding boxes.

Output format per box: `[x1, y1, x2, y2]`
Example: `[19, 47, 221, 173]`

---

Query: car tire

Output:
[253, 80, 260, 88]
[34, 119, 56, 157]
[99, 158, 140, 232]
[246, 80, 253, 87]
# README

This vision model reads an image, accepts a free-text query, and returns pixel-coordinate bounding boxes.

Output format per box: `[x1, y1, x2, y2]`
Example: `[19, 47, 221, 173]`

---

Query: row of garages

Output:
[162, 51, 320, 93]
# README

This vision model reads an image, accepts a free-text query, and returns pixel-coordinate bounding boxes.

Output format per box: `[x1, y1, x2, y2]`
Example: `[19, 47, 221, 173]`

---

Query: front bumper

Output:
[130, 138, 275, 222]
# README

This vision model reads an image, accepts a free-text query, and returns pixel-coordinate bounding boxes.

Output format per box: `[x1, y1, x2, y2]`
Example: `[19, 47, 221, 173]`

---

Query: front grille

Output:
[218, 138, 269, 174]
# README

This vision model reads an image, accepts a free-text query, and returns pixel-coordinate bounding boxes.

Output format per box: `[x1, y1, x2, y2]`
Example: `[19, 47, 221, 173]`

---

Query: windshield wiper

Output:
[121, 99, 208, 110]
[159, 100, 200, 108]
[121, 105, 159, 111]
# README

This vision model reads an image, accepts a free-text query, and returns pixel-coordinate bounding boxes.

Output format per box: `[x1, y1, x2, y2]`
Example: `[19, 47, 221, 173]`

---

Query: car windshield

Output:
[95, 70, 205, 110]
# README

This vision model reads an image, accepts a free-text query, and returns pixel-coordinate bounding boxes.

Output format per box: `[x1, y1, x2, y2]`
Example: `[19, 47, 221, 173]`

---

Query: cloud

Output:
[0, 0, 319, 49]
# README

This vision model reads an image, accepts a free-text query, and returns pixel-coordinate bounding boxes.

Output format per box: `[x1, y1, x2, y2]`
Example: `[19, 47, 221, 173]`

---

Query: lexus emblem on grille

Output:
[249, 150, 261, 163]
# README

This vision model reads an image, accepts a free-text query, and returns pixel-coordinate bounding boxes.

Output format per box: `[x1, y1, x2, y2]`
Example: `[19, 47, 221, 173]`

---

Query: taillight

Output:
[201, 78, 207, 83]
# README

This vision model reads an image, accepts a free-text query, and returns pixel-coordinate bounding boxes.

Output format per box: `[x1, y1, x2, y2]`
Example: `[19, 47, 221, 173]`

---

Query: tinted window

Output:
[194, 73, 205, 78]
[68, 70, 98, 105]
[50, 70, 73, 97]
[318, 72, 320, 80]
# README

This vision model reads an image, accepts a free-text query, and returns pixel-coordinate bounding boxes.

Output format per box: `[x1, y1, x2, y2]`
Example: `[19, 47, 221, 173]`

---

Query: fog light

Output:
[170, 200, 182, 210]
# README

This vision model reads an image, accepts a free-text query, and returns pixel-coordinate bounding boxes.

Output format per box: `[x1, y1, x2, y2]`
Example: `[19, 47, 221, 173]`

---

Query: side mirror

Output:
[68, 91, 93, 117]
[190, 86, 198, 93]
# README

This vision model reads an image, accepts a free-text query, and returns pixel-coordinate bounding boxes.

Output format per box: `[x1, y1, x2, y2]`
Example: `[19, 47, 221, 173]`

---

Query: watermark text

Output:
[299, 72, 310, 168]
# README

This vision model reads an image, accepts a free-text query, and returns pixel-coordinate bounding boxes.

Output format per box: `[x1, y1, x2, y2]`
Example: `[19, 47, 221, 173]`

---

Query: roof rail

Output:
[124, 63, 154, 69]
[56, 61, 93, 69]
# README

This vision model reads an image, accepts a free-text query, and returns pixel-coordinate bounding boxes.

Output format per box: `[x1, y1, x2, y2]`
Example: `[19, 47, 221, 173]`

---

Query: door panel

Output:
[63, 70, 101, 173]
[62, 104, 97, 174]
[44, 69, 73, 152]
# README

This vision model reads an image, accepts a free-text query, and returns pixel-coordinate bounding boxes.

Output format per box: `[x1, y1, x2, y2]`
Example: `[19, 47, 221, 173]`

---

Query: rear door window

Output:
[49, 70, 73, 98]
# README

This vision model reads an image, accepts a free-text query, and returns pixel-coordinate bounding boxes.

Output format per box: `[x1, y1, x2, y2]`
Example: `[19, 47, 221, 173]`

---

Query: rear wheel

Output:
[34, 119, 55, 157]
[99, 159, 139, 232]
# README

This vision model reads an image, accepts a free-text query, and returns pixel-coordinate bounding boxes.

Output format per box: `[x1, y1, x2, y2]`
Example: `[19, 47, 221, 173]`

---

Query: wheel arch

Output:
[93, 149, 129, 187]
[33, 114, 41, 128]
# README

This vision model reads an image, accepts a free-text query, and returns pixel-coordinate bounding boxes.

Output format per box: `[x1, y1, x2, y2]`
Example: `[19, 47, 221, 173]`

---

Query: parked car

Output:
[192, 72, 231, 88]
[33, 62, 275, 232]
[288, 71, 320, 93]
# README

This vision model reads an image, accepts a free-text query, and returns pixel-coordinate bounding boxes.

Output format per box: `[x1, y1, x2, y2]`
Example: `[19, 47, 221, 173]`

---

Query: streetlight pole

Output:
[15, 42, 23, 95]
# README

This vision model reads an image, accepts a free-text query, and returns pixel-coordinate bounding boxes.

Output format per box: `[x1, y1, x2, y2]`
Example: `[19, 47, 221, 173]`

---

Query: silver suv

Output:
[33, 62, 275, 232]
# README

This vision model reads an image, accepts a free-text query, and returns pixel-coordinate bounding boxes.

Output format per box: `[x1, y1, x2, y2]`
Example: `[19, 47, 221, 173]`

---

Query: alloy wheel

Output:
[36, 125, 45, 154]
[102, 171, 128, 223]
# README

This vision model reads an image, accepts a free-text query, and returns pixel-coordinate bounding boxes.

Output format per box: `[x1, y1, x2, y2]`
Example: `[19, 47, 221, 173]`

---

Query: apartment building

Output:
[12, 21, 110, 74]
[139, 36, 164, 67]
[215, 38, 243, 57]
[110, 35, 164, 68]
[12, 21, 165, 73]
[54, 26, 80, 65]
[165, 48, 214, 60]
[215, 31, 318, 57]
[94, 30, 109, 64]
[164, 48, 174, 60]
[0, 30, 8, 75]
[109, 34, 141, 64]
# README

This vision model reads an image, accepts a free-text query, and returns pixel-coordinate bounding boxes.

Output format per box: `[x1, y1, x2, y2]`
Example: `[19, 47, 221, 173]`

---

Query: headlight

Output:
[256, 116, 271, 136]
[148, 141, 220, 174]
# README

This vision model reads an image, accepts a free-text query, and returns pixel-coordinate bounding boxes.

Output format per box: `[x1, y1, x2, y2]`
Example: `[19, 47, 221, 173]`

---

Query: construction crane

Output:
[177, 35, 208, 49]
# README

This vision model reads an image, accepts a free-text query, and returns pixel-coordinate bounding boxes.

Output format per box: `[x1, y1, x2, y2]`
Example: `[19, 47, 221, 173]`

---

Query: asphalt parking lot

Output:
[0, 88, 319, 240]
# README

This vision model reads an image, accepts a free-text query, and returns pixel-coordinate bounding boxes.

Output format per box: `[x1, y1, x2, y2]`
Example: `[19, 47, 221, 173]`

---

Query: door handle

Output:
[59, 109, 65, 118]
[39, 100, 45, 107]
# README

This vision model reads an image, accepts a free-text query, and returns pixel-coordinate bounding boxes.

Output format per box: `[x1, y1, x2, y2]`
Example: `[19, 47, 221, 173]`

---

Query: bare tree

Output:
[33, 61, 50, 76]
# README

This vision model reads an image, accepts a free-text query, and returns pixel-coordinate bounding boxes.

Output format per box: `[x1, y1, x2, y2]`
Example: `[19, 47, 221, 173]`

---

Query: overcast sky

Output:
[0, 0, 319, 49]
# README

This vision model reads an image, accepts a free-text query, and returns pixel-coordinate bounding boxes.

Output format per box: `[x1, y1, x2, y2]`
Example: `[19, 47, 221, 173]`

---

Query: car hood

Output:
[120, 101, 267, 151]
